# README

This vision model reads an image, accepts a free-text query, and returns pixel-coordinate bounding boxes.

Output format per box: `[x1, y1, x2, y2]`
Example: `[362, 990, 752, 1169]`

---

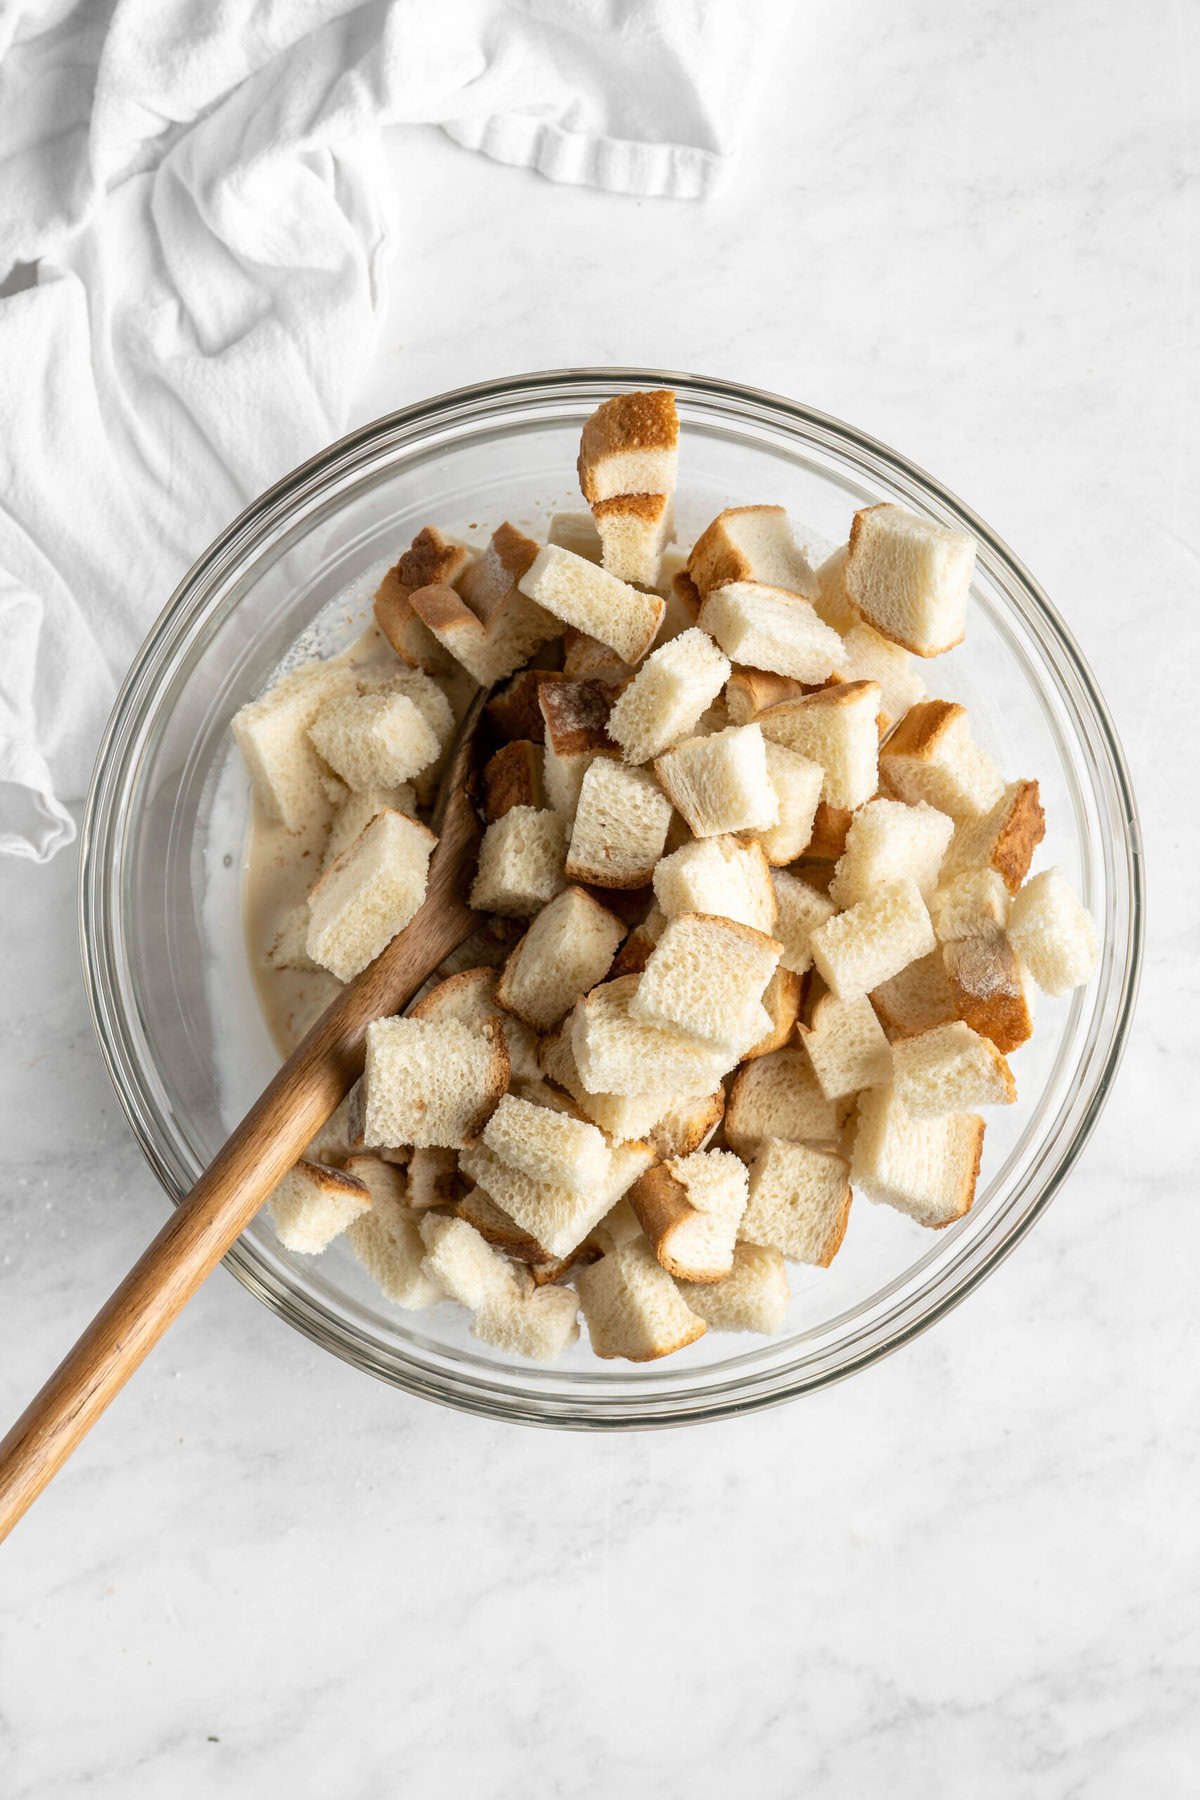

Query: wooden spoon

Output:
[0, 690, 489, 1542]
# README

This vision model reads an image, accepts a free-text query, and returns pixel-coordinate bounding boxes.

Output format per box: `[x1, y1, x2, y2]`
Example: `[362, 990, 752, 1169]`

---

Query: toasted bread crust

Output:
[671, 568, 702, 617]
[407, 581, 479, 638]
[578, 391, 679, 502]
[627, 1165, 732, 1283]
[931, 1115, 985, 1229]
[538, 676, 617, 756]
[725, 669, 806, 724]
[592, 492, 671, 525]
[988, 779, 1046, 892]
[490, 520, 541, 582]
[483, 740, 543, 821]
[393, 526, 472, 593]
[561, 628, 632, 683]
[881, 698, 962, 763]
[943, 934, 1034, 1053]
[486, 669, 563, 742]
[742, 967, 804, 1059]
[646, 1091, 726, 1161]
[813, 1177, 854, 1264]
[688, 505, 789, 596]
[805, 802, 856, 861]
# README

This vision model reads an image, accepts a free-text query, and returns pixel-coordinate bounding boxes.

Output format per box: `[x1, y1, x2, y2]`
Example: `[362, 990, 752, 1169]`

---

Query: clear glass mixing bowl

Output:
[79, 369, 1143, 1427]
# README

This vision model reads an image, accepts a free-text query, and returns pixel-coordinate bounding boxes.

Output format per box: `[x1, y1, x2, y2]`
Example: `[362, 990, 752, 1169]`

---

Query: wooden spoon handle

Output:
[0, 875, 480, 1544]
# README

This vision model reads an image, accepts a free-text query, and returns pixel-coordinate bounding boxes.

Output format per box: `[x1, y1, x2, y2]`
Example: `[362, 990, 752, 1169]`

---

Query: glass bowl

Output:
[79, 369, 1143, 1428]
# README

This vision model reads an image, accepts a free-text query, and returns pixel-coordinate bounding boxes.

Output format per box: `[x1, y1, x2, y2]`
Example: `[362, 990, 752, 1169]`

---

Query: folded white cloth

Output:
[0, 0, 782, 860]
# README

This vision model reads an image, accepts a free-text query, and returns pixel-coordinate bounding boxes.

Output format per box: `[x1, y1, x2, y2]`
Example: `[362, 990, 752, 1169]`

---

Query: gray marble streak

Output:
[2, 1, 1198, 1793]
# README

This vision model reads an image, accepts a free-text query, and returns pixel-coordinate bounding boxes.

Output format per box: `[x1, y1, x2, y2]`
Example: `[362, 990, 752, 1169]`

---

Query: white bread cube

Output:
[607, 627, 730, 764]
[653, 835, 778, 934]
[812, 544, 857, 634]
[538, 1028, 680, 1144]
[565, 759, 673, 888]
[800, 991, 893, 1100]
[677, 1242, 790, 1335]
[1008, 868, 1099, 996]
[930, 868, 1010, 942]
[538, 676, 617, 819]
[363, 1016, 509, 1149]
[456, 521, 541, 623]
[343, 1155, 442, 1307]
[698, 581, 846, 682]
[743, 966, 805, 1060]
[725, 1048, 840, 1157]
[469, 806, 568, 916]
[870, 950, 959, 1041]
[593, 492, 673, 586]
[755, 741, 824, 866]
[306, 809, 437, 981]
[322, 784, 416, 870]
[654, 723, 779, 838]
[844, 503, 975, 657]
[725, 669, 806, 725]
[308, 692, 440, 792]
[741, 1139, 852, 1265]
[757, 680, 882, 810]
[519, 544, 664, 665]
[688, 505, 817, 599]
[457, 1185, 554, 1262]
[266, 901, 317, 972]
[496, 886, 624, 1030]
[268, 1159, 371, 1254]
[571, 975, 728, 1098]
[460, 1138, 654, 1259]
[482, 1093, 610, 1196]
[409, 581, 560, 689]
[628, 1149, 749, 1282]
[406, 1145, 460, 1210]
[942, 930, 1036, 1052]
[770, 870, 836, 974]
[811, 877, 936, 998]
[418, 1213, 519, 1311]
[892, 1021, 1016, 1116]
[631, 912, 781, 1056]
[410, 965, 540, 1084]
[942, 780, 1046, 895]
[852, 1086, 985, 1228]
[829, 797, 954, 910]
[547, 510, 602, 562]
[577, 390, 679, 505]
[879, 700, 1004, 820]
[577, 1237, 707, 1361]
[472, 1273, 581, 1362]
[645, 1089, 727, 1161]
[839, 622, 926, 731]
[356, 663, 455, 749]
[232, 660, 358, 833]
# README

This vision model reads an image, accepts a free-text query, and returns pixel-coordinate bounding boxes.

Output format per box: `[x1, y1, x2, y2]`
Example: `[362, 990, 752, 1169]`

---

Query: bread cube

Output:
[839, 622, 926, 732]
[811, 877, 936, 998]
[372, 526, 474, 673]
[844, 503, 975, 657]
[486, 668, 560, 744]
[565, 759, 673, 889]
[812, 543, 857, 634]
[742, 966, 805, 1060]
[547, 510, 602, 562]
[829, 797, 954, 910]
[806, 801, 855, 862]
[698, 581, 846, 682]
[654, 723, 779, 838]
[308, 692, 439, 791]
[929, 868, 1010, 942]
[770, 870, 836, 975]
[801, 991, 893, 1099]
[473, 1273, 581, 1362]
[538, 1028, 680, 1145]
[741, 1139, 852, 1265]
[1008, 868, 1099, 996]
[481, 740, 543, 822]
[607, 627, 730, 764]
[851, 1086, 985, 1228]
[577, 390, 679, 505]
[482, 1093, 610, 1196]
[538, 675, 617, 818]
[725, 1048, 840, 1157]
[232, 661, 358, 833]
[629, 1149, 749, 1282]
[577, 1238, 707, 1361]
[892, 1021, 1016, 1116]
[653, 834, 778, 934]
[457, 1185, 554, 1262]
[268, 1159, 371, 1254]
[879, 700, 1004, 821]
[306, 809, 437, 981]
[408, 580, 560, 689]
[363, 1016, 509, 1149]
[469, 806, 568, 916]
[631, 912, 781, 1055]
[460, 1138, 654, 1259]
[410, 965, 540, 1083]
[942, 779, 1046, 898]
[870, 950, 959, 1041]
[456, 521, 541, 623]
[266, 901, 317, 972]
[562, 629, 632, 684]
[571, 975, 728, 1097]
[343, 1155, 442, 1307]
[657, 567, 702, 635]
[942, 930, 1036, 1052]
[418, 1213, 520, 1310]
[645, 1089, 727, 1161]
[493, 887, 621, 1032]
[610, 903, 668, 979]
[677, 1242, 790, 1335]
[593, 492, 673, 586]
[725, 669, 806, 726]
[753, 741, 824, 867]
[687, 505, 817, 598]
[519, 544, 665, 665]
[406, 1145, 461, 1211]
[758, 680, 882, 810]
[322, 784, 417, 870]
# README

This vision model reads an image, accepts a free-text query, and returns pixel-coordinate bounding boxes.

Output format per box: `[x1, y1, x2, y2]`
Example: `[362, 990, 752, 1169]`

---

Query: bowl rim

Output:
[79, 365, 1145, 1428]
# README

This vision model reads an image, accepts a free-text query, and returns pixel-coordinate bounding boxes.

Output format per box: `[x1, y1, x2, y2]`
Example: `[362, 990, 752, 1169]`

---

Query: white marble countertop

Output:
[2, 7, 1195, 1795]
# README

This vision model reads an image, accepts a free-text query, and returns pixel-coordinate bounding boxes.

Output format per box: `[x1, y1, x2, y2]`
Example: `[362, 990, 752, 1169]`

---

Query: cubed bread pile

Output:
[235, 390, 1100, 1365]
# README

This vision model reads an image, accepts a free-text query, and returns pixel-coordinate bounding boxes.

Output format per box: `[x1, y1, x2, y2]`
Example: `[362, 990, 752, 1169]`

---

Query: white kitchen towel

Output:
[0, 0, 782, 861]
